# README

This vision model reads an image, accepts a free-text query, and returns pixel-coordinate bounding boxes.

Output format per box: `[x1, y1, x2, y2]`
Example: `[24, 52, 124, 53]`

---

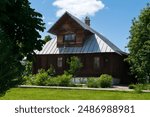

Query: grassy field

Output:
[0, 88, 150, 100]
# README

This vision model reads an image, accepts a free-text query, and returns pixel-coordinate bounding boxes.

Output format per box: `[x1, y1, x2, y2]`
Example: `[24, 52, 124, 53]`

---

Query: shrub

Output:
[47, 65, 55, 76]
[67, 56, 83, 76]
[58, 74, 72, 86]
[46, 77, 60, 86]
[134, 84, 143, 93]
[141, 84, 150, 90]
[34, 72, 49, 86]
[128, 84, 136, 89]
[38, 69, 46, 74]
[46, 74, 72, 87]
[87, 78, 100, 88]
[99, 74, 112, 88]
[22, 74, 35, 85]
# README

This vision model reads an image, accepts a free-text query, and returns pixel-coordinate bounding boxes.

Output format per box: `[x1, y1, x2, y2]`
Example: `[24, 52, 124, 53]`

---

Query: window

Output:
[63, 33, 76, 41]
[57, 57, 63, 68]
[94, 57, 100, 69]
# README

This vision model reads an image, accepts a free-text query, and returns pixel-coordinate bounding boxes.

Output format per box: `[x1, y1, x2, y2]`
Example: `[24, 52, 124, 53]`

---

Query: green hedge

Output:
[87, 78, 100, 88]
[87, 74, 112, 88]
[99, 74, 112, 88]
[22, 69, 72, 87]
[46, 74, 72, 86]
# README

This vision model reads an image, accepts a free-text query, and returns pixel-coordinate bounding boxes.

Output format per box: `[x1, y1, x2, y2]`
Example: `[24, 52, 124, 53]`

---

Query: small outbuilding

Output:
[33, 12, 129, 84]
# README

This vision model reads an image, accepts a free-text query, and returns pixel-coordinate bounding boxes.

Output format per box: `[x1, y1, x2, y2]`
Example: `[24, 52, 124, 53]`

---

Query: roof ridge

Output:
[48, 12, 126, 55]
[65, 12, 126, 55]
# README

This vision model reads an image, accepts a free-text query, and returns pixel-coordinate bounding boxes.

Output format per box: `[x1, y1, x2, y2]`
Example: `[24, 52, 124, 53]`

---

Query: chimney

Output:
[85, 16, 90, 26]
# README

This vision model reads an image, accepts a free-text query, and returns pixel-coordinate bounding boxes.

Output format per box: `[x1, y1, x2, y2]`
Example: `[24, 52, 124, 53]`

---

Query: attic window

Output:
[63, 33, 76, 41]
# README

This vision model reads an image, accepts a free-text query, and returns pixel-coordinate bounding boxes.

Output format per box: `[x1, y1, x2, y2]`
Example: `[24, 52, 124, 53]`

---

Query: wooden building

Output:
[33, 12, 129, 84]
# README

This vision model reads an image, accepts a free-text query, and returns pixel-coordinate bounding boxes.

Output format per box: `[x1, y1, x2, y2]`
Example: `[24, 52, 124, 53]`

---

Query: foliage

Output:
[22, 68, 72, 87]
[0, 30, 23, 95]
[87, 78, 100, 88]
[46, 74, 72, 87]
[134, 84, 143, 93]
[0, 0, 45, 95]
[67, 56, 83, 76]
[23, 75, 35, 85]
[46, 77, 60, 86]
[128, 84, 136, 89]
[142, 84, 150, 90]
[23, 61, 32, 76]
[34, 72, 49, 86]
[58, 74, 72, 86]
[99, 74, 112, 88]
[129, 83, 150, 90]
[44, 35, 52, 43]
[126, 3, 150, 83]
[47, 65, 55, 76]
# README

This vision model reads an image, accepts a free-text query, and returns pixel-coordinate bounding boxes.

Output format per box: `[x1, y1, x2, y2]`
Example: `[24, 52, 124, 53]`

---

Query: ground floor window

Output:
[94, 57, 100, 69]
[57, 57, 63, 68]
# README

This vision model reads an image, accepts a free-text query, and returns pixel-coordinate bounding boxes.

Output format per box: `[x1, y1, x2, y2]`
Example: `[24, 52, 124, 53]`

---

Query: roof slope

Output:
[36, 12, 126, 55]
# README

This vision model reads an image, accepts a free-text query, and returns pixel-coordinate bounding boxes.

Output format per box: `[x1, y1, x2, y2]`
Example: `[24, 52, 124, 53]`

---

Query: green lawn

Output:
[0, 88, 150, 100]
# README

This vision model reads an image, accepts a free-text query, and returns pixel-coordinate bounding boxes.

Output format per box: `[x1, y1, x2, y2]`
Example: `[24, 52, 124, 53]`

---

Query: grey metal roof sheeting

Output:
[36, 12, 126, 55]
[36, 34, 116, 55]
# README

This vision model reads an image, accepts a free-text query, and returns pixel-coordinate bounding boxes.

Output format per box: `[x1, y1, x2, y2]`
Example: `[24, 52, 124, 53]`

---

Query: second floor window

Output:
[63, 33, 76, 41]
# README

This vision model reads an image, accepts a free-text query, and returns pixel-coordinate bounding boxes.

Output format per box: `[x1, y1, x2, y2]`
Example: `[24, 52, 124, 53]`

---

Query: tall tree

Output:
[127, 3, 150, 83]
[44, 35, 52, 43]
[0, 0, 45, 95]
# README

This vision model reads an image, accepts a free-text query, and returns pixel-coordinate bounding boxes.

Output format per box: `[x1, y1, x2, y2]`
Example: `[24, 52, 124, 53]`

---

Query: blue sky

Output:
[29, 0, 149, 51]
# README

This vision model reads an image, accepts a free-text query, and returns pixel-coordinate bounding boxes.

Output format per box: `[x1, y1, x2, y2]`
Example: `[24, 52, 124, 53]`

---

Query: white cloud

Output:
[53, 0, 105, 18]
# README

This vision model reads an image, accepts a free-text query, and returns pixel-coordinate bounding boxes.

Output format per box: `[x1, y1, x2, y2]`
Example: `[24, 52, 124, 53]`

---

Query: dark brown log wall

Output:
[50, 13, 92, 47]
[33, 53, 129, 84]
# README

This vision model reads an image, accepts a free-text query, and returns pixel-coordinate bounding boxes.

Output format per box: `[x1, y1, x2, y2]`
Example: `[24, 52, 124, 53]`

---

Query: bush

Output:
[47, 66, 55, 76]
[46, 74, 72, 87]
[34, 72, 49, 86]
[22, 74, 35, 85]
[58, 74, 72, 86]
[67, 56, 83, 76]
[99, 74, 112, 88]
[46, 77, 60, 86]
[134, 84, 143, 93]
[128, 84, 136, 89]
[87, 78, 100, 88]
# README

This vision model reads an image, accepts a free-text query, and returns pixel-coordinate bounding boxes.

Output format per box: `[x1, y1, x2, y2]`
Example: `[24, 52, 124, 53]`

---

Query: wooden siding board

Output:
[34, 53, 129, 83]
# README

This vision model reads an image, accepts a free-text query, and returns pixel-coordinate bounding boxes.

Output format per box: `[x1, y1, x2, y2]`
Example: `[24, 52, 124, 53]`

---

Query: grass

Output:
[0, 88, 150, 100]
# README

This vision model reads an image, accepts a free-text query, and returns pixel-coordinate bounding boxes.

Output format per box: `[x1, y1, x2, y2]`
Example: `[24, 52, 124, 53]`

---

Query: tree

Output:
[44, 35, 52, 43]
[67, 56, 83, 76]
[0, 30, 23, 96]
[0, 0, 45, 95]
[127, 3, 150, 83]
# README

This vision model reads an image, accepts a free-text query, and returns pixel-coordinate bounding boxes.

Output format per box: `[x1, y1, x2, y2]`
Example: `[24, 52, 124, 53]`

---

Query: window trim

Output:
[93, 57, 100, 69]
[57, 57, 63, 68]
[63, 33, 76, 42]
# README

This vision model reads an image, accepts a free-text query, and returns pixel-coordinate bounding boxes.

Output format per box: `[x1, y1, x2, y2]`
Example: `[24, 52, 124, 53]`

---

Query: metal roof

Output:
[36, 12, 126, 55]
[36, 34, 117, 55]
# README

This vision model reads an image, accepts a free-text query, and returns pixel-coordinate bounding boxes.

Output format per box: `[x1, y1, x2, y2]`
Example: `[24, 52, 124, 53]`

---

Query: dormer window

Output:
[63, 33, 76, 41]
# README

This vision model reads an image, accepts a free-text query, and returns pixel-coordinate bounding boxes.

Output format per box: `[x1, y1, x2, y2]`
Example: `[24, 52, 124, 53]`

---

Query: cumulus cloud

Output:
[53, 0, 105, 18]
